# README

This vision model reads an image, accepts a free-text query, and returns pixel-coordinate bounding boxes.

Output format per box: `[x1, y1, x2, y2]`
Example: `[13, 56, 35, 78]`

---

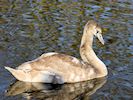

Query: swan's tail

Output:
[5, 66, 25, 81]
[5, 66, 15, 73]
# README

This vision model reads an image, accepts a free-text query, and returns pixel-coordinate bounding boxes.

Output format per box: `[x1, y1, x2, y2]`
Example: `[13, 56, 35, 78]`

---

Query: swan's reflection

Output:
[6, 77, 107, 100]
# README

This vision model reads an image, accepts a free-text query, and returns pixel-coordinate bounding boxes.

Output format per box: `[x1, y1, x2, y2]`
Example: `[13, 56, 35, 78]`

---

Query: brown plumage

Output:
[5, 20, 108, 84]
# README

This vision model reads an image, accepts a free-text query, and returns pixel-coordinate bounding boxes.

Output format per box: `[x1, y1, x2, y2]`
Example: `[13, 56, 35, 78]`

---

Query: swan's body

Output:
[5, 20, 108, 84]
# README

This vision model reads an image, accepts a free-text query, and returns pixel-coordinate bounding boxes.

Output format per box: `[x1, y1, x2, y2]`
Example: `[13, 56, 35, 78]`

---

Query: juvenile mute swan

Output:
[5, 20, 108, 84]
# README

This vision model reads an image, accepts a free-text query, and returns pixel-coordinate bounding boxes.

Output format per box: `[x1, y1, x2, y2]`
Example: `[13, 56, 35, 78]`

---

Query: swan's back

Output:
[17, 53, 96, 83]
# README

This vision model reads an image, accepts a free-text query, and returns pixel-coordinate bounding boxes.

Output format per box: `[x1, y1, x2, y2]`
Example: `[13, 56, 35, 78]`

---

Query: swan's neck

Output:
[80, 27, 108, 77]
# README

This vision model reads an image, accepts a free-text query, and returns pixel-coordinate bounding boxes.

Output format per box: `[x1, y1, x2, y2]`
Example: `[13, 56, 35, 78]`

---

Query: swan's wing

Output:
[17, 52, 92, 71]
[17, 53, 58, 71]
[40, 52, 83, 66]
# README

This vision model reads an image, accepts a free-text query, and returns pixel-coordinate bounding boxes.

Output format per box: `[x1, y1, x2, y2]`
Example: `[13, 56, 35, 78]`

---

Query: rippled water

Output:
[0, 0, 133, 100]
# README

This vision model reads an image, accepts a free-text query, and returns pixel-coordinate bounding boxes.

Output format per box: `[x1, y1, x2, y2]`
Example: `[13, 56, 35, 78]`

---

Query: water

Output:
[0, 0, 133, 100]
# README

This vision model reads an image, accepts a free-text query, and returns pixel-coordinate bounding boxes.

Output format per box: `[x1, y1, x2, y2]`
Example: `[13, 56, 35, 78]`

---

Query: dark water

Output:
[0, 0, 133, 100]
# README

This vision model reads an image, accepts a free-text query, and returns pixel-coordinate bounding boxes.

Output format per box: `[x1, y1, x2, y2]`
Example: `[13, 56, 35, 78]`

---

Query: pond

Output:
[0, 0, 133, 100]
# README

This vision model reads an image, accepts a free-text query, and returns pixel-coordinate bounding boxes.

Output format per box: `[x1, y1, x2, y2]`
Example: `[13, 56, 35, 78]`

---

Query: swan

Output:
[5, 20, 108, 84]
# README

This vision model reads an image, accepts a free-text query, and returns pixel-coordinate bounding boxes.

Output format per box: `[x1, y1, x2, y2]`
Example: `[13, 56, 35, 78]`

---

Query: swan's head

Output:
[85, 20, 104, 45]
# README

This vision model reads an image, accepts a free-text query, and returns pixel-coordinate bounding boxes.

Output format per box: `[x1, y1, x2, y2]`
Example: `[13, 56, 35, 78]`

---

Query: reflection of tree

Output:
[6, 77, 107, 100]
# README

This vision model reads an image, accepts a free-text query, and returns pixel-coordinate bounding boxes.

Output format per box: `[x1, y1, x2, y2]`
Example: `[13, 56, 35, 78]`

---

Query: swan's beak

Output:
[97, 33, 104, 45]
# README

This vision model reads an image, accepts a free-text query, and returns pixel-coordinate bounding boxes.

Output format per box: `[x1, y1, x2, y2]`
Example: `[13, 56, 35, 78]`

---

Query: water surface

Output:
[0, 0, 133, 100]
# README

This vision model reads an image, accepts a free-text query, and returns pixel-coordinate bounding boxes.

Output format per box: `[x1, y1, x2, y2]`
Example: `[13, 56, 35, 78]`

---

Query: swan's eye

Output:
[96, 30, 99, 34]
